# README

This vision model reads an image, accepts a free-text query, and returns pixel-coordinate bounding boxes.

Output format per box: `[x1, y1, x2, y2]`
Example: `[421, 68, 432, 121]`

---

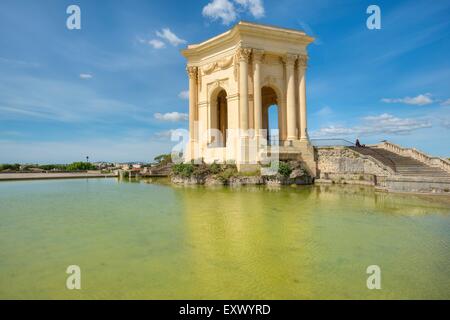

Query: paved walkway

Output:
[0, 172, 117, 181]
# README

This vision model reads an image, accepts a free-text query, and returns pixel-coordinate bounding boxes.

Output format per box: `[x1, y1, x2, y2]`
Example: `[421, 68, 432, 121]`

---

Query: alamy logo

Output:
[66, 265, 81, 290]
[66, 5, 81, 30]
[366, 5, 381, 30]
[366, 265, 381, 289]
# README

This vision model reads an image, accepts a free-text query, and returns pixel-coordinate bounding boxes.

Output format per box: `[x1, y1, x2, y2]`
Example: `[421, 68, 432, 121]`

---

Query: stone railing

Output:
[377, 141, 450, 174]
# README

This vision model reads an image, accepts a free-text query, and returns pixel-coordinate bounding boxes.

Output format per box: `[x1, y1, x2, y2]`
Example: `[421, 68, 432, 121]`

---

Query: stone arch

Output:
[209, 86, 228, 147]
[261, 85, 281, 145]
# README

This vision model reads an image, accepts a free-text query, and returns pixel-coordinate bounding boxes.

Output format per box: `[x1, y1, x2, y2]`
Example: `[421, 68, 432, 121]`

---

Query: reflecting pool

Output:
[0, 178, 449, 299]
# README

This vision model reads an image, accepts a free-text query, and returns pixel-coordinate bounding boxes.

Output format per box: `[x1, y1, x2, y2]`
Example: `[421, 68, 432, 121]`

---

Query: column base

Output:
[283, 139, 300, 147]
[299, 135, 309, 143]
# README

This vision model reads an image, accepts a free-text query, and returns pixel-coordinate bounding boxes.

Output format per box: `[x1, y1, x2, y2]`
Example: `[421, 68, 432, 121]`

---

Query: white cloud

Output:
[440, 98, 450, 106]
[203, 0, 237, 25]
[156, 28, 186, 46]
[202, 0, 264, 25]
[148, 39, 166, 49]
[235, 0, 265, 18]
[79, 73, 93, 79]
[311, 113, 431, 138]
[381, 93, 434, 105]
[178, 90, 189, 100]
[137, 29, 185, 49]
[314, 106, 333, 117]
[154, 112, 188, 122]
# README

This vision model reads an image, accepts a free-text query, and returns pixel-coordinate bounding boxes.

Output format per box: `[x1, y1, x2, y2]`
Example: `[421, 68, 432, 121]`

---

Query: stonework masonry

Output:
[316, 146, 450, 194]
[317, 147, 392, 178]
[181, 21, 315, 172]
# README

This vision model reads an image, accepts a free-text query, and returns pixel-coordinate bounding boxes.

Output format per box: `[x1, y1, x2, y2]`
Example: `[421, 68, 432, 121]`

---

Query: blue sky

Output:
[0, 0, 449, 163]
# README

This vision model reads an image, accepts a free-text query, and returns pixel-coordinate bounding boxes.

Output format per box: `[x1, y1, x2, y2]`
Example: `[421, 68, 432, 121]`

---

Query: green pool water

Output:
[0, 178, 449, 299]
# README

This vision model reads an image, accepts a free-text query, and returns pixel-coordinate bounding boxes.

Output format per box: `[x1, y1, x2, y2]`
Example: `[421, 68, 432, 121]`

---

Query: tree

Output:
[154, 154, 172, 165]
[67, 162, 96, 171]
[0, 164, 20, 171]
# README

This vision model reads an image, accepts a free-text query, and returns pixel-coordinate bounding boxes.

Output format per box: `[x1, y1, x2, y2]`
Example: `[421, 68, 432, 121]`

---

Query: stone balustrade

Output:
[377, 141, 450, 173]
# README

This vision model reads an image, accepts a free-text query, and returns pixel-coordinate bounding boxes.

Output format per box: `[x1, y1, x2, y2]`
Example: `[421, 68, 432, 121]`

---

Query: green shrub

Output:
[154, 154, 172, 165]
[172, 163, 194, 178]
[38, 164, 68, 171]
[66, 162, 96, 171]
[217, 166, 238, 182]
[0, 163, 21, 171]
[192, 164, 211, 178]
[209, 162, 221, 174]
[278, 162, 292, 178]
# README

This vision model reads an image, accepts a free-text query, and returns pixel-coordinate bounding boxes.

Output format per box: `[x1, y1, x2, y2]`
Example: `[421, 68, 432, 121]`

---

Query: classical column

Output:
[238, 47, 252, 133]
[298, 55, 308, 141]
[187, 66, 198, 143]
[284, 53, 297, 142]
[253, 49, 264, 138]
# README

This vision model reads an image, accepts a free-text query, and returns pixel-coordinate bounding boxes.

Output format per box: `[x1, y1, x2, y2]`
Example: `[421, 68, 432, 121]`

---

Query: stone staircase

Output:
[142, 163, 172, 177]
[349, 146, 450, 179]
[315, 140, 450, 193]
[344, 142, 450, 193]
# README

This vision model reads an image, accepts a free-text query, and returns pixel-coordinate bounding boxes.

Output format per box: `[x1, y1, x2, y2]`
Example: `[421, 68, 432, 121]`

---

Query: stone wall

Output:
[383, 176, 450, 194]
[315, 146, 450, 194]
[172, 174, 313, 187]
[316, 147, 391, 181]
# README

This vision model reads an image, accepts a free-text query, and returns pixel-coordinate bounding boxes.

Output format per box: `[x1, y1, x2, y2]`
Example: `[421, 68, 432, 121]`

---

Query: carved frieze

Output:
[263, 54, 282, 65]
[217, 56, 234, 69]
[207, 78, 229, 93]
[201, 55, 234, 75]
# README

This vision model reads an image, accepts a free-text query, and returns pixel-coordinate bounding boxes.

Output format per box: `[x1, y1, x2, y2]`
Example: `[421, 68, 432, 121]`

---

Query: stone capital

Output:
[186, 66, 198, 79]
[282, 53, 297, 66]
[298, 54, 308, 69]
[252, 49, 264, 63]
[237, 47, 252, 63]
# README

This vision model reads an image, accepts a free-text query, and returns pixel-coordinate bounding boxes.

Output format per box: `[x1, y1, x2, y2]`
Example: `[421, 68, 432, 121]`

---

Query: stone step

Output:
[397, 167, 445, 170]
[350, 146, 450, 178]
[398, 172, 449, 176]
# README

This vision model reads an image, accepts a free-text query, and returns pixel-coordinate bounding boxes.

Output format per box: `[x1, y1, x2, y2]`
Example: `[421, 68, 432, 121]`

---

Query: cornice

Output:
[181, 21, 314, 61]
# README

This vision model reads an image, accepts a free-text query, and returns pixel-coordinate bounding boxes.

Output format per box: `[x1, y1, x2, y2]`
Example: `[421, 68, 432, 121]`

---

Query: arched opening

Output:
[261, 86, 280, 145]
[267, 104, 279, 145]
[210, 88, 228, 147]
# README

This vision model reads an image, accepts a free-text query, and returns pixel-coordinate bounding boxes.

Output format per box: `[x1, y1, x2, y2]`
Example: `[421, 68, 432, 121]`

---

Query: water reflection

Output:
[0, 179, 448, 299]
[173, 184, 450, 298]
